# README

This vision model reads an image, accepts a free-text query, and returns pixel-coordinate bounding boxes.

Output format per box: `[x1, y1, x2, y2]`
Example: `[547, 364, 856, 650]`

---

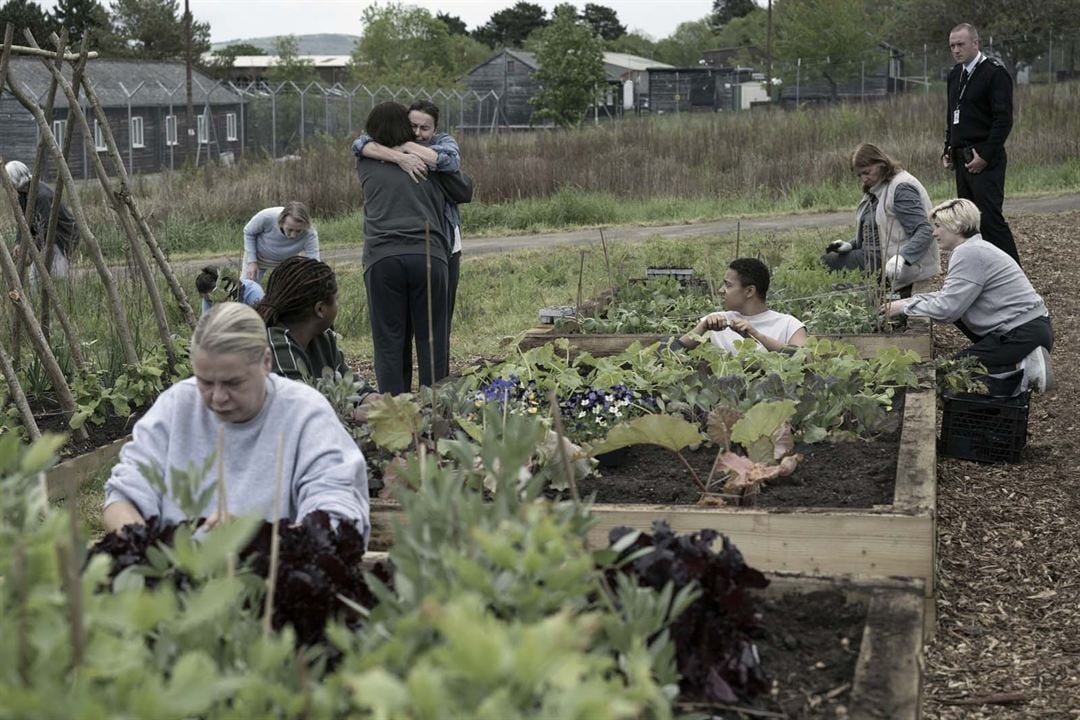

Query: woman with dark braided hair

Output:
[256, 257, 380, 420]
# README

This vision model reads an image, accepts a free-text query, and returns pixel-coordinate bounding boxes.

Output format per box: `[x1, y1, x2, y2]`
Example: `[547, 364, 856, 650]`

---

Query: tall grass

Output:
[4, 81, 1077, 254]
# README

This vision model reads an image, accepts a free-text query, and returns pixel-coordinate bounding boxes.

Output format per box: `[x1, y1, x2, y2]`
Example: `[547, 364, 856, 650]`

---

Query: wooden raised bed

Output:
[519, 280, 935, 360]
[45, 435, 129, 502]
[369, 384, 937, 634]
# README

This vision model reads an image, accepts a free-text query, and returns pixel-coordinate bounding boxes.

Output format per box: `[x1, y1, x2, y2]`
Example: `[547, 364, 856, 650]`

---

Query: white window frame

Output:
[226, 112, 237, 141]
[52, 119, 66, 146]
[197, 112, 209, 144]
[130, 115, 145, 148]
[93, 119, 107, 151]
[165, 114, 178, 146]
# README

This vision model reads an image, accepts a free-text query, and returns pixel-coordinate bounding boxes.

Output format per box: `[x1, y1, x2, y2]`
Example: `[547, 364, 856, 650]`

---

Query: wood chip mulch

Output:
[924, 212, 1080, 719]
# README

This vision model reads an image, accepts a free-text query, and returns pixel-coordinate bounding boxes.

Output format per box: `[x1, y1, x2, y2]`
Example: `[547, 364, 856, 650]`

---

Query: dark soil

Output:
[35, 406, 145, 459]
[751, 589, 867, 718]
[579, 437, 898, 508]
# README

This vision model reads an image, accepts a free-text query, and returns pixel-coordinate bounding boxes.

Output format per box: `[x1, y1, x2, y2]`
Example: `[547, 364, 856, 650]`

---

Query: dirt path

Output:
[172, 191, 1080, 272]
[923, 212, 1080, 718]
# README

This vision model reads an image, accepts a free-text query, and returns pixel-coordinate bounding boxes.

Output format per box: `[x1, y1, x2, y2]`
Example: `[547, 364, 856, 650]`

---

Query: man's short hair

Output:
[728, 258, 771, 300]
[408, 99, 440, 128]
[950, 23, 980, 43]
[931, 198, 981, 238]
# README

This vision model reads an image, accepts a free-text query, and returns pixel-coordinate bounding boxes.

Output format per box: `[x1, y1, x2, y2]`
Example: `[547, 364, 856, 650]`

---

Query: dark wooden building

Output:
[1, 58, 244, 178]
[464, 49, 670, 127]
[645, 67, 740, 114]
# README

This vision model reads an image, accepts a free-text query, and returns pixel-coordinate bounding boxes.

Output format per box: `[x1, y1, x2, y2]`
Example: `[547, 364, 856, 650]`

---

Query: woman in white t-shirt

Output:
[675, 258, 808, 353]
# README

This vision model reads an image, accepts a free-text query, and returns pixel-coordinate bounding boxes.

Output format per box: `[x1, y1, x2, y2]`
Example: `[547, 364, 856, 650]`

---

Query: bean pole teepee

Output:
[0, 25, 198, 441]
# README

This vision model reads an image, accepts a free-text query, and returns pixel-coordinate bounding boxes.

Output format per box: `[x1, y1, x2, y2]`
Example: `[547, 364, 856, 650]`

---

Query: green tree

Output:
[353, 2, 472, 87]
[653, 19, 717, 66]
[774, 0, 878, 99]
[50, 0, 109, 46]
[436, 11, 469, 36]
[0, 0, 56, 43]
[714, 7, 766, 55]
[107, 0, 210, 59]
[581, 3, 625, 41]
[710, 0, 758, 29]
[473, 1, 549, 48]
[530, 3, 606, 127]
[265, 35, 316, 84]
[605, 31, 658, 59]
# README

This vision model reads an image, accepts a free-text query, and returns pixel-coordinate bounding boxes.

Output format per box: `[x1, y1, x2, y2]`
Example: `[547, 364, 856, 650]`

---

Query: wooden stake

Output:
[0, 152, 88, 371]
[0, 335, 40, 440]
[734, 219, 741, 260]
[1, 42, 95, 60]
[24, 31, 177, 365]
[67, 37, 196, 329]
[262, 433, 285, 637]
[598, 229, 615, 303]
[575, 250, 586, 319]
[4, 57, 141, 367]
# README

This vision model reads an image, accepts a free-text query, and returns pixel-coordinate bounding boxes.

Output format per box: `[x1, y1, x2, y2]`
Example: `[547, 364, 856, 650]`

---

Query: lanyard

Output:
[955, 55, 984, 109]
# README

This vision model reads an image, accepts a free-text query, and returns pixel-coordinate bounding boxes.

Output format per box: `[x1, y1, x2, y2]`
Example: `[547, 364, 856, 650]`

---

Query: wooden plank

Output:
[45, 435, 129, 502]
[893, 387, 937, 515]
[849, 588, 925, 720]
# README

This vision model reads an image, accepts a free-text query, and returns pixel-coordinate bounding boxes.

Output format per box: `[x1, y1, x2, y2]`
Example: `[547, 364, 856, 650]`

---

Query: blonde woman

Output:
[241, 201, 319, 281]
[884, 199, 1052, 376]
[103, 303, 370, 541]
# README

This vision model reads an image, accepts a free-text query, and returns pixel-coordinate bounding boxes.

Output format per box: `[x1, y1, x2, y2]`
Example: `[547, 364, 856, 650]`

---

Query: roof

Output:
[468, 48, 670, 81]
[7, 58, 240, 108]
[207, 55, 352, 70]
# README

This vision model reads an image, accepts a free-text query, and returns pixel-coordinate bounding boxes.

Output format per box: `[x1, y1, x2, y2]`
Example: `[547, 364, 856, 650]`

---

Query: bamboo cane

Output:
[3, 43, 95, 60]
[51, 32, 196, 328]
[262, 433, 285, 638]
[9, 31, 64, 361]
[4, 59, 140, 367]
[29, 43, 178, 366]
[0, 335, 40, 440]
[0, 155, 87, 372]
[39, 37, 88, 344]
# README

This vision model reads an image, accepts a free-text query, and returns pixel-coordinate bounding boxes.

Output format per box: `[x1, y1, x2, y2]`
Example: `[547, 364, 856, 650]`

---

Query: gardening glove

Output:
[884, 254, 906, 280]
[826, 240, 852, 254]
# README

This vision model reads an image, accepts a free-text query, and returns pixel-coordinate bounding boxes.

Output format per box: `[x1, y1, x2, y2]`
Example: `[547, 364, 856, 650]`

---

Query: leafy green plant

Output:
[935, 356, 989, 395]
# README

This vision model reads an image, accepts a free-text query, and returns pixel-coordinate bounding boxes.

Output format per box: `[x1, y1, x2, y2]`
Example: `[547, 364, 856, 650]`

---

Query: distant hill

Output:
[211, 34, 360, 55]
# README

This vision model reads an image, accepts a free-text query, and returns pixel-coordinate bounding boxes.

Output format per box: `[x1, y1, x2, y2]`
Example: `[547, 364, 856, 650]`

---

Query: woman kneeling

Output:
[103, 303, 370, 541]
[885, 198, 1053, 379]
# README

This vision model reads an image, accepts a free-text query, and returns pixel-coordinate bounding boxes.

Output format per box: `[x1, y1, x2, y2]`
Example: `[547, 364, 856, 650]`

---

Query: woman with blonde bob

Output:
[823, 143, 940, 292]
[242, 201, 320, 281]
[884, 199, 1052, 379]
[103, 303, 370, 541]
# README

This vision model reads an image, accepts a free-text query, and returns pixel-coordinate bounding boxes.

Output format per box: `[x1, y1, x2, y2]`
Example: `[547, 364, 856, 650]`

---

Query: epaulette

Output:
[984, 57, 1003, 68]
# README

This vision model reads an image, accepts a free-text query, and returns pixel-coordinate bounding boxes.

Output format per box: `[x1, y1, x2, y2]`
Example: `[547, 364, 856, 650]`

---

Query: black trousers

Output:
[954, 149, 1019, 264]
[956, 315, 1053, 372]
[365, 255, 449, 395]
[447, 250, 461, 336]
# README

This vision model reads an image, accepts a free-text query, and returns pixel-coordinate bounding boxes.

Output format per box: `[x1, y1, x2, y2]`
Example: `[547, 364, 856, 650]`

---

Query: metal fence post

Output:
[270, 86, 277, 158]
[860, 61, 865, 101]
[795, 59, 801, 106]
[923, 44, 929, 95]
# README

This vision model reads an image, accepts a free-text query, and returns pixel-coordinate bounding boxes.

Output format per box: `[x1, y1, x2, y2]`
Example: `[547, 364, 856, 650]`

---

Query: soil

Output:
[34, 404, 145, 459]
[578, 437, 898, 508]
[729, 589, 866, 718]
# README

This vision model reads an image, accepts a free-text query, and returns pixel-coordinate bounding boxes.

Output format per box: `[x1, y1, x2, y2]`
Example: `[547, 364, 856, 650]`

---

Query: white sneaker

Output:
[1022, 346, 1054, 393]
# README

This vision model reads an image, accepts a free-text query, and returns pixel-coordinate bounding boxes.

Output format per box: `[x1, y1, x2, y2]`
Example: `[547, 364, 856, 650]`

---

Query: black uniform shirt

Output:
[944, 55, 1013, 165]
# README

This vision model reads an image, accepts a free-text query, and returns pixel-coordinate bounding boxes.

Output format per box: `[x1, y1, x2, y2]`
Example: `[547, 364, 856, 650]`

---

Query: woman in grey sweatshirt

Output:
[241, 202, 320, 281]
[103, 303, 370, 543]
[884, 198, 1052, 371]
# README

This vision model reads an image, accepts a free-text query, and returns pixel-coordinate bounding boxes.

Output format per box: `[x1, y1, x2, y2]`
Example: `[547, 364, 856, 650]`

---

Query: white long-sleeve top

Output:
[242, 206, 320, 267]
[105, 374, 369, 542]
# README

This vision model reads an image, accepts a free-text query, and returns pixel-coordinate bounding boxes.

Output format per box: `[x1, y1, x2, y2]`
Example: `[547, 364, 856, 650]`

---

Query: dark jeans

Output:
[956, 315, 1053, 372]
[364, 255, 449, 395]
[954, 148, 1019, 264]
[448, 251, 460, 337]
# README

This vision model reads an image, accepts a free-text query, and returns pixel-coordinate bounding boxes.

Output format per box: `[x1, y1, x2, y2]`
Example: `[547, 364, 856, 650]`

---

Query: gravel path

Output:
[923, 212, 1080, 718]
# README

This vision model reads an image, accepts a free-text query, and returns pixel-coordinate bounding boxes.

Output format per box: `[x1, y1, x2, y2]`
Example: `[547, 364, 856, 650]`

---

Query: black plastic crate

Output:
[939, 390, 1030, 463]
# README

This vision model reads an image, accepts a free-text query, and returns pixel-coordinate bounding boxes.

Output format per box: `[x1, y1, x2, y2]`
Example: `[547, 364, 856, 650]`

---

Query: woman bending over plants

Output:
[241, 201, 319, 281]
[195, 265, 264, 316]
[256, 256, 380, 420]
[103, 303, 370, 542]
[884, 199, 1053, 385]
[674, 258, 808, 354]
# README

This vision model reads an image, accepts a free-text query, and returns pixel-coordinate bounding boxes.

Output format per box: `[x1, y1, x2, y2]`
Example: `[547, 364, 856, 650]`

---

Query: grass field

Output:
[4, 81, 1079, 260]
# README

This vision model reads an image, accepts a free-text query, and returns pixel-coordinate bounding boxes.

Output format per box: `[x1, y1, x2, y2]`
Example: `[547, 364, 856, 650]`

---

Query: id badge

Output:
[953, 109, 960, 125]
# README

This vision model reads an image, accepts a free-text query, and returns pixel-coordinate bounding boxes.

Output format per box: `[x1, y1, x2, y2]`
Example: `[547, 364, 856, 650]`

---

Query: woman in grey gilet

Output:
[823, 144, 941, 294]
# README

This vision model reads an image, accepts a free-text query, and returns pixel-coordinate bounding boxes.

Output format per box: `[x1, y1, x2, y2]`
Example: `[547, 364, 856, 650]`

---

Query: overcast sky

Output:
[37, 0, 718, 44]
